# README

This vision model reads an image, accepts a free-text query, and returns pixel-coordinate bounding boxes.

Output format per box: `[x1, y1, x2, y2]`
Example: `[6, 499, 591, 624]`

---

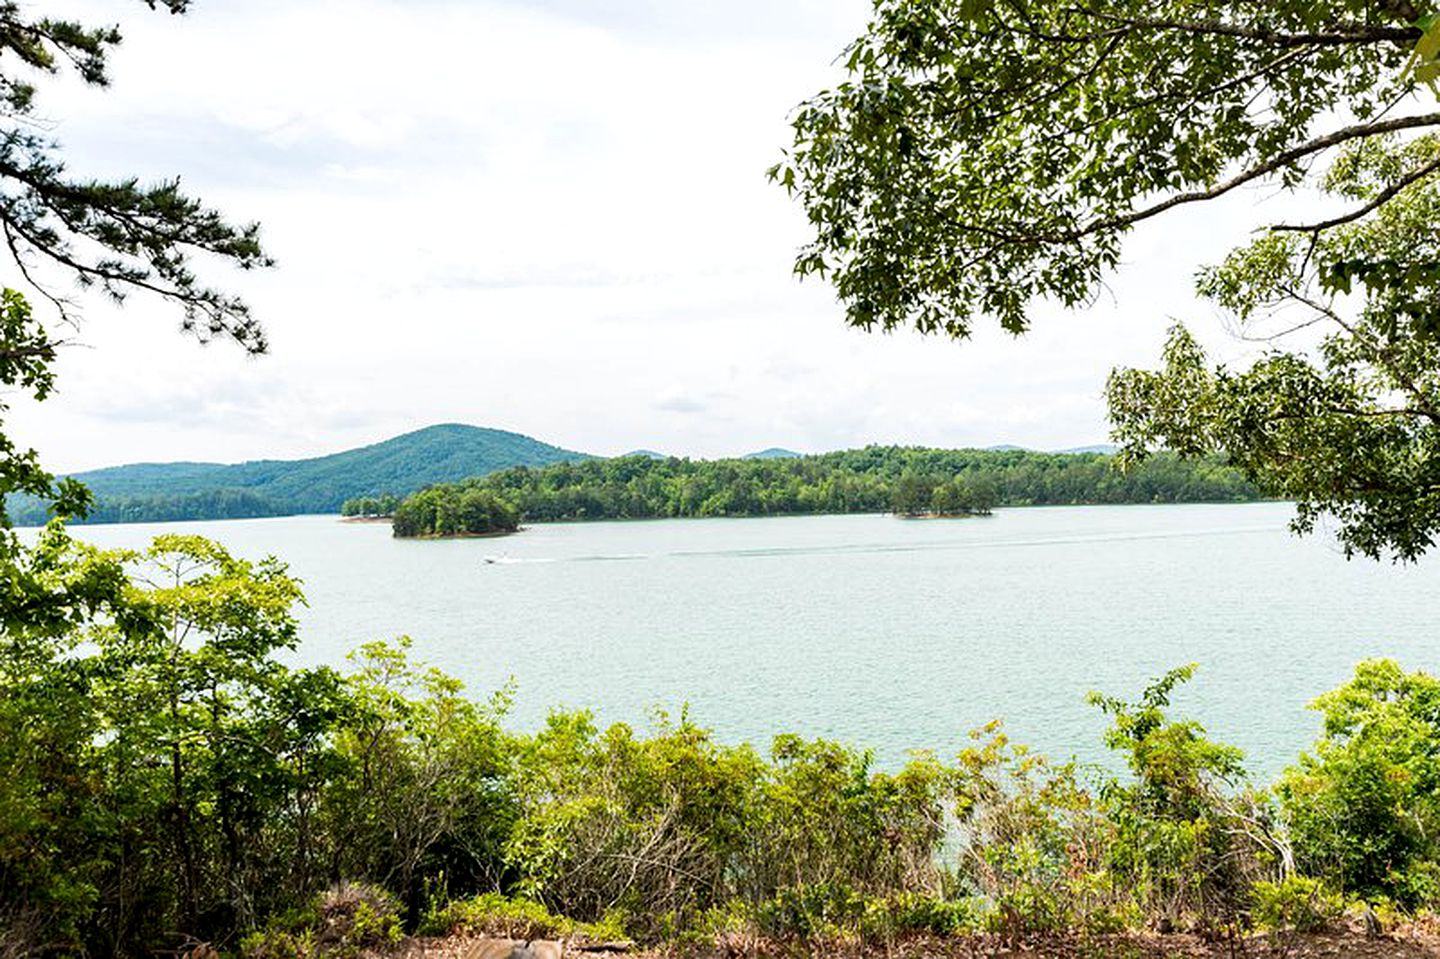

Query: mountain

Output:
[984, 443, 1118, 455]
[1055, 443, 1120, 455]
[624, 449, 669, 460]
[12, 424, 589, 526]
[742, 448, 801, 459]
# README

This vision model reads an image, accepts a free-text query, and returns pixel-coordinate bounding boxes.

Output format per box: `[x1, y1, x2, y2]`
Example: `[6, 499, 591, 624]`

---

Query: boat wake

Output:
[481, 524, 1277, 567]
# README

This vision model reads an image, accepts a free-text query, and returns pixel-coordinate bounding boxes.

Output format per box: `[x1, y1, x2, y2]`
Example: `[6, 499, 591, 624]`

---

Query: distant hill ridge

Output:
[11, 424, 588, 526]
[11, 427, 1148, 527]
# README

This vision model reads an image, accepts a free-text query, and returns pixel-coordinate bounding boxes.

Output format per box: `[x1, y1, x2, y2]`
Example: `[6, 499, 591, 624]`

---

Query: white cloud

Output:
[10, 0, 1285, 473]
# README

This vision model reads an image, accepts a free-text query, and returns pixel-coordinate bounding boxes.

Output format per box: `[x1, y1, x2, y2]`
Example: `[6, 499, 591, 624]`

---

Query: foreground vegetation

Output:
[378, 447, 1256, 536]
[6, 525, 1439, 956]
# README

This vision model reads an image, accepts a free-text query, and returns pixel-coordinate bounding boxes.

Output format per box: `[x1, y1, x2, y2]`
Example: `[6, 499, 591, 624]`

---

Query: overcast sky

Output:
[13, 0, 1282, 472]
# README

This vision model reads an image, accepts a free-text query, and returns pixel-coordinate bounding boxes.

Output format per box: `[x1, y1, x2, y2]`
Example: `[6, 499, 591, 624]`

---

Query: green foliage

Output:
[340, 493, 399, 518]
[0, 290, 89, 530]
[777, 3, 1440, 563]
[1109, 136, 1440, 561]
[890, 471, 1001, 517]
[952, 723, 1115, 936]
[1089, 668, 1280, 932]
[0, 18, 275, 919]
[16, 576, 1440, 952]
[857, 892, 979, 939]
[1250, 876, 1342, 933]
[774, 1, 1422, 338]
[501, 709, 762, 924]
[1279, 660, 1440, 903]
[393, 446, 1256, 533]
[497, 709, 952, 940]
[947, 669, 1287, 938]
[928, 475, 997, 517]
[1090, 665, 1246, 818]
[0, 5, 270, 347]
[242, 883, 404, 959]
[324, 638, 515, 923]
[423, 893, 625, 942]
[0, 534, 511, 954]
[392, 486, 521, 538]
[0, 532, 347, 954]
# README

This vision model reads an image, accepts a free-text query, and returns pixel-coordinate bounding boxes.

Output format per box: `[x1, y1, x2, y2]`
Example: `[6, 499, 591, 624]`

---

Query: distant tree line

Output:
[340, 493, 400, 518]
[23, 488, 287, 525]
[391, 446, 1259, 537]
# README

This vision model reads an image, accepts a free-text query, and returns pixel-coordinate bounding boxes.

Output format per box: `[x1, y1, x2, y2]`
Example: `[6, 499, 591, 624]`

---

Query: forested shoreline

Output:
[375, 447, 1257, 537]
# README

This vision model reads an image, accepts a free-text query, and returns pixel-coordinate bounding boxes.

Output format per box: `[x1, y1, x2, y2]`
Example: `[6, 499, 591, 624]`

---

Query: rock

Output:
[460, 938, 528, 959]
[456, 937, 570, 959]
[1363, 905, 1383, 938]
[527, 940, 563, 959]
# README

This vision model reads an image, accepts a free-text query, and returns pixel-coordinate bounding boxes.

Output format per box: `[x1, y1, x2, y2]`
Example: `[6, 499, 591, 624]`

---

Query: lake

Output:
[60, 503, 1440, 780]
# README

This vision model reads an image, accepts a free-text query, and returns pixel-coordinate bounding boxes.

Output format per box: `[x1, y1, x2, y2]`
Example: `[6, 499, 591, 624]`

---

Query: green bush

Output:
[1251, 877, 1342, 933]
[953, 721, 1125, 936]
[242, 883, 403, 958]
[749, 883, 868, 939]
[858, 892, 979, 938]
[497, 711, 952, 939]
[323, 639, 516, 925]
[422, 893, 626, 942]
[1090, 666, 1279, 932]
[1279, 660, 1440, 905]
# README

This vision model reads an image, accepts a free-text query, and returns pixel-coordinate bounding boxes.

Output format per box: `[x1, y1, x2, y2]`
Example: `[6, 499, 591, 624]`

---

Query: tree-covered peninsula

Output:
[383, 446, 1257, 537]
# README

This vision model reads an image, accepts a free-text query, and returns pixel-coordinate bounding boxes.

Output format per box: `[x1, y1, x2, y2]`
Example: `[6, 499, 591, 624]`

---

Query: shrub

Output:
[1279, 660, 1440, 905]
[422, 893, 625, 942]
[502, 709, 763, 931]
[242, 883, 403, 958]
[500, 712, 954, 942]
[858, 892, 979, 939]
[1251, 877, 1342, 932]
[749, 883, 867, 939]
[953, 722, 1113, 936]
[323, 640, 517, 924]
[1090, 666, 1281, 931]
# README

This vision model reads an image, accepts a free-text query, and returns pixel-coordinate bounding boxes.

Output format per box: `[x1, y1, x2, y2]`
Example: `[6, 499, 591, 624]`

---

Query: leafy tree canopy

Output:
[776, 1, 1440, 560]
[1107, 135, 1440, 560]
[0, 2, 268, 642]
[0, 0, 271, 351]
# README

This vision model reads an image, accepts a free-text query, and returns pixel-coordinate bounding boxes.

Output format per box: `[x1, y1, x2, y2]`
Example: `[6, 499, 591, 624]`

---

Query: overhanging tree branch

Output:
[1062, 112, 1440, 241]
[1076, 11, 1419, 48]
[1272, 155, 1440, 233]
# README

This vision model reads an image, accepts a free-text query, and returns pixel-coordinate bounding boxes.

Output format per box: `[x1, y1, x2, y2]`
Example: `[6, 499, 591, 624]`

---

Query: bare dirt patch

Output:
[370, 924, 1440, 959]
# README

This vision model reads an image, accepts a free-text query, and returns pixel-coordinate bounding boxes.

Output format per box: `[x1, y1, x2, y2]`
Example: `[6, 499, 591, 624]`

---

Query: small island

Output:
[390, 484, 520, 538]
[890, 471, 998, 517]
[339, 493, 399, 520]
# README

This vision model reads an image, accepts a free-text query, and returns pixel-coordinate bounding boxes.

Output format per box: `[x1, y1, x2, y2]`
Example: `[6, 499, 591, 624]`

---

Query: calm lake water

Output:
[60, 503, 1440, 779]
